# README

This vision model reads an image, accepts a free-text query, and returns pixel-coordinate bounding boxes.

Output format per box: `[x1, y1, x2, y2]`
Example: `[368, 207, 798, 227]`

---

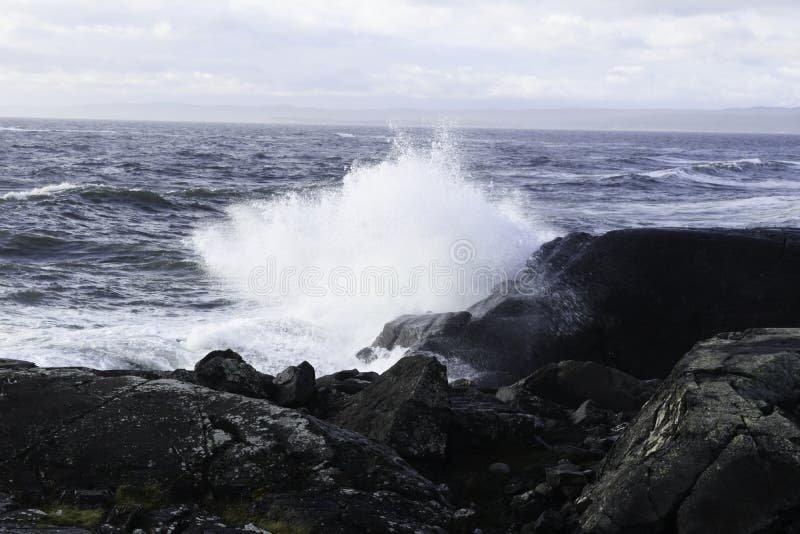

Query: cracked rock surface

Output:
[578, 328, 800, 534]
[0, 366, 452, 533]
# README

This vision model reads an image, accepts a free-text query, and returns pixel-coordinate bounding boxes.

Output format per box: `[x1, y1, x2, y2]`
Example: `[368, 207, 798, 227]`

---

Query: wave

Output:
[1, 182, 172, 208]
[335, 132, 355, 138]
[0, 126, 116, 134]
[79, 187, 172, 208]
[192, 128, 556, 369]
[1, 182, 86, 200]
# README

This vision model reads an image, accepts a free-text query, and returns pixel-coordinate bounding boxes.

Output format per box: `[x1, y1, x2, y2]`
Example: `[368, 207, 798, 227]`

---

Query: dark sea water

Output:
[1, 118, 799, 376]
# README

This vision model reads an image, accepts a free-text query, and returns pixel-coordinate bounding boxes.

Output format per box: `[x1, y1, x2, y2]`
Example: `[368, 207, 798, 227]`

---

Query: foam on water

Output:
[190, 130, 553, 373]
[1, 182, 85, 200]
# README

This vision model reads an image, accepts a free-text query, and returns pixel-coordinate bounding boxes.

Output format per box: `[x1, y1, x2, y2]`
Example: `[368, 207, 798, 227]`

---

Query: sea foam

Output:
[190, 129, 554, 373]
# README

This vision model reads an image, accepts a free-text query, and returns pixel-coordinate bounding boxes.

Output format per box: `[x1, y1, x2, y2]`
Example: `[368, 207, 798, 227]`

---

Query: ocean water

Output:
[1, 118, 799, 376]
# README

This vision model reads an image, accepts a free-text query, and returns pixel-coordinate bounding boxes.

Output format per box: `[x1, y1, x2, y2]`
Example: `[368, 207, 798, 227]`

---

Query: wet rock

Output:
[368, 228, 800, 380]
[498, 360, 659, 412]
[0, 358, 36, 369]
[333, 353, 450, 459]
[545, 461, 592, 499]
[569, 400, 609, 426]
[0, 365, 453, 532]
[193, 349, 274, 399]
[273, 360, 315, 407]
[579, 328, 800, 533]
[316, 369, 377, 395]
[367, 311, 472, 353]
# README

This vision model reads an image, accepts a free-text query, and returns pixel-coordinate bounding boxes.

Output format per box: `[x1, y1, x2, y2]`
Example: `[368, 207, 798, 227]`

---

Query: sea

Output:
[1, 118, 799, 377]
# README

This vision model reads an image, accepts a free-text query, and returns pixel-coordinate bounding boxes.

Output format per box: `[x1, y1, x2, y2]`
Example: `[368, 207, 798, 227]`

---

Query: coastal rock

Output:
[193, 349, 274, 399]
[333, 353, 450, 459]
[0, 365, 452, 532]
[367, 228, 800, 380]
[273, 360, 315, 407]
[315, 369, 378, 395]
[0, 358, 37, 369]
[497, 360, 659, 412]
[579, 328, 800, 534]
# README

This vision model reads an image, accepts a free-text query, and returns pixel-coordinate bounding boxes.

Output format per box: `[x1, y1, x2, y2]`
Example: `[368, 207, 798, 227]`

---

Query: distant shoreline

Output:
[1, 104, 799, 135]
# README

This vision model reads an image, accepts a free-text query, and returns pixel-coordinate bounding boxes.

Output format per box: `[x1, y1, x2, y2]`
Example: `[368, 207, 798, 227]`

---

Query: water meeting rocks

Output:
[364, 228, 800, 380]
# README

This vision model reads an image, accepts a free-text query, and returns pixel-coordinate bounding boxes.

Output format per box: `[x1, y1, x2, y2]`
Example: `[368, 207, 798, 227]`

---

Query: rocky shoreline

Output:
[3, 228, 800, 533]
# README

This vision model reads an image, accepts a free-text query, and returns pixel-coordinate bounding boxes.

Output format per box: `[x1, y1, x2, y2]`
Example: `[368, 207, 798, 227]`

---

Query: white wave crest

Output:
[1, 182, 86, 200]
[191, 129, 555, 372]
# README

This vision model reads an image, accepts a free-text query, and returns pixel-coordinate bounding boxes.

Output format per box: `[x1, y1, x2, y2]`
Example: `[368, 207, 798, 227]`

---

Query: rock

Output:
[569, 400, 609, 426]
[497, 360, 659, 412]
[316, 369, 377, 395]
[534, 482, 553, 497]
[579, 328, 800, 533]
[531, 509, 566, 533]
[367, 228, 800, 380]
[333, 354, 450, 459]
[545, 461, 591, 498]
[511, 490, 548, 522]
[450, 507, 478, 533]
[0, 358, 36, 369]
[489, 462, 511, 476]
[193, 349, 274, 399]
[366, 311, 472, 353]
[0, 365, 452, 532]
[273, 360, 315, 407]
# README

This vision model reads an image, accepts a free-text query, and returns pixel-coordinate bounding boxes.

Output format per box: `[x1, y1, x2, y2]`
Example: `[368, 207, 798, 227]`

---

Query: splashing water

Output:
[190, 129, 553, 373]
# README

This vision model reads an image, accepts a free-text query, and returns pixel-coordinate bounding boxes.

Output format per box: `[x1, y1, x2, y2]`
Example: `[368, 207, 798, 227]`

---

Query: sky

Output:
[0, 0, 799, 110]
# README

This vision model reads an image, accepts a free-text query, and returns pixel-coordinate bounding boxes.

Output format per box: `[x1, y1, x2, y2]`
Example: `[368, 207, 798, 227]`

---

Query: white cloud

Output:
[0, 0, 797, 108]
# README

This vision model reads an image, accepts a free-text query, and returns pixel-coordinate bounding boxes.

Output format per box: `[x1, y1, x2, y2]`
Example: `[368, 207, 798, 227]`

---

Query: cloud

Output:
[0, 0, 797, 108]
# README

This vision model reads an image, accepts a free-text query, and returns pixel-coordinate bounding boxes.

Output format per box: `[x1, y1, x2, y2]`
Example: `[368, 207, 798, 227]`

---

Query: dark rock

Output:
[569, 400, 609, 426]
[579, 328, 800, 533]
[497, 360, 659, 412]
[511, 490, 548, 522]
[333, 354, 450, 459]
[0, 491, 17, 514]
[489, 462, 511, 476]
[368, 228, 800, 380]
[0, 365, 453, 532]
[368, 311, 472, 352]
[316, 369, 376, 395]
[273, 360, 315, 407]
[450, 507, 478, 533]
[545, 461, 591, 498]
[193, 349, 274, 399]
[531, 509, 566, 533]
[0, 358, 36, 369]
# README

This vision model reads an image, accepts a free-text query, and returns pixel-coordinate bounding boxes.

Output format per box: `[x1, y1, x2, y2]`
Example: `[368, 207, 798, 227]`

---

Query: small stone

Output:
[534, 482, 553, 497]
[489, 462, 511, 476]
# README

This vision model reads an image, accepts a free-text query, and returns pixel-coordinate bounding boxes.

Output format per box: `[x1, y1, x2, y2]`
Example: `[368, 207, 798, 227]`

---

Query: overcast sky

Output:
[1, 0, 798, 110]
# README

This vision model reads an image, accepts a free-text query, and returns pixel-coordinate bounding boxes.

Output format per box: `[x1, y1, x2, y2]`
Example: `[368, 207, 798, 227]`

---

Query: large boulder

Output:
[363, 228, 800, 380]
[0, 365, 452, 533]
[497, 360, 659, 412]
[578, 328, 800, 534]
[193, 348, 274, 399]
[333, 353, 451, 460]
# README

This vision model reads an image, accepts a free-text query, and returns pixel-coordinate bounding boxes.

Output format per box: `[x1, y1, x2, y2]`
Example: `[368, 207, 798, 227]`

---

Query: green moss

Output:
[260, 520, 310, 534]
[39, 505, 105, 529]
[114, 484, 172, 511]
[217, 502, 309, 534]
